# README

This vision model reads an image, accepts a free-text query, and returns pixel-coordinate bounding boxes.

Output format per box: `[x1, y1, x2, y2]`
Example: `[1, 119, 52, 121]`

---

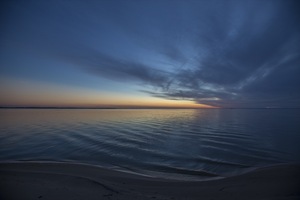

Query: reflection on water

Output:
[0, 109, 300, 180]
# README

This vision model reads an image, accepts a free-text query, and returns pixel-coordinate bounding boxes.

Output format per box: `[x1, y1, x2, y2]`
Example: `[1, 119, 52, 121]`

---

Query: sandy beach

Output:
[0, 162, 299, 200]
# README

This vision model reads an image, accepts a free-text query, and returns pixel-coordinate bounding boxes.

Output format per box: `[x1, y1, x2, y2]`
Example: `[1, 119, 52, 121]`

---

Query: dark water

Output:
[0, 109, 299, 180]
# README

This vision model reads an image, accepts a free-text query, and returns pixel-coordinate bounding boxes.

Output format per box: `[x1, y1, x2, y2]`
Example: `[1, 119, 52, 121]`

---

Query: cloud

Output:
[59, 0, 300, 107]
[3, 0, 299, 108]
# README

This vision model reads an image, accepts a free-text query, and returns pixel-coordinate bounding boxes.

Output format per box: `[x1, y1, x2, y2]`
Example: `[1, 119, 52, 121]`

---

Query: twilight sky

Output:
[1, 0, 300, 108]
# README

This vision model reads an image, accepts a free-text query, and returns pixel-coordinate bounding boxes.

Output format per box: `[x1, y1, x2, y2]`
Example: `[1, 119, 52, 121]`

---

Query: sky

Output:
[1, 0, 300, 108]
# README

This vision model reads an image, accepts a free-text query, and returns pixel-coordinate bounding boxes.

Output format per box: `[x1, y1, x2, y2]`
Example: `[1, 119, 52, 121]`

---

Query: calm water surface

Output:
[0, 109, 299, 180]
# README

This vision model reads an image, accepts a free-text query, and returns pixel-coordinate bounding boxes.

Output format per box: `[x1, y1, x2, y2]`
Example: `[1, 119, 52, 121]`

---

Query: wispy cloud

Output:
[1, 0, 300, 107]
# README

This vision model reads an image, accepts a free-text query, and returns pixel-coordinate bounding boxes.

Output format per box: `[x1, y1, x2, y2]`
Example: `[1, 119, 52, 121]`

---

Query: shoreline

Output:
[1, 162, 300, 199]
[0, 160, 225, 181]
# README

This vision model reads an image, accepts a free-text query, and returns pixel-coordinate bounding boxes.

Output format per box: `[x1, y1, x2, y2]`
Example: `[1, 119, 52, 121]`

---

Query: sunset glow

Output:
[0, 77, 214, 108]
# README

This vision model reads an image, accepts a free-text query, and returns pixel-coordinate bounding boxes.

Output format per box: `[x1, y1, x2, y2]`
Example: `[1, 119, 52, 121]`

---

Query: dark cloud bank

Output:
[3, 0, 300, 108]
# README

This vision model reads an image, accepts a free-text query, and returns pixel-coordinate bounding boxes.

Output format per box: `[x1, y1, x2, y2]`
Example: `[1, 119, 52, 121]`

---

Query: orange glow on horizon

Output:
[0, 77, 217, 108]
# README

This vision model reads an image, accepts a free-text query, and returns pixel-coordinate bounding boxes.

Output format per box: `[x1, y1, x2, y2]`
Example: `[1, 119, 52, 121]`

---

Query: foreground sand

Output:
[0, 162, 299, 200]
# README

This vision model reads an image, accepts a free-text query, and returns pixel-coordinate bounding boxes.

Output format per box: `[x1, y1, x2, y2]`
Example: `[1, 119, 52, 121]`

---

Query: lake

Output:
[0, 109, 299, 180]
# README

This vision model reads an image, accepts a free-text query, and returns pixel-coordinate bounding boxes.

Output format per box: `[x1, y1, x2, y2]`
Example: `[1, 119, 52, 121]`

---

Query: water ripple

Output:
[1, 109, 299, 179]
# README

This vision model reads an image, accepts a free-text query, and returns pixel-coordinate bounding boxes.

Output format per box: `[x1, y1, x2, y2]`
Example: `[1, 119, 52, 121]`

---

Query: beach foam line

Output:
[0, 162, 299, 200]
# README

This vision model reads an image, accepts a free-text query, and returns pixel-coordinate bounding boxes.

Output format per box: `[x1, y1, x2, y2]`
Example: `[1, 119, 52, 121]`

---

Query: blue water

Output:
[0, 109, 299, 180]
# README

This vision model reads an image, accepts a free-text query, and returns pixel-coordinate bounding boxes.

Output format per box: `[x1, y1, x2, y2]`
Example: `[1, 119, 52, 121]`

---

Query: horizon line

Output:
[1, 106, 299, 109]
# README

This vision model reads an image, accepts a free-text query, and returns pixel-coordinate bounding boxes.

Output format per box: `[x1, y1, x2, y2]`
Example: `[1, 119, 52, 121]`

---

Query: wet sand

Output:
[0, 162, 299, 200]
